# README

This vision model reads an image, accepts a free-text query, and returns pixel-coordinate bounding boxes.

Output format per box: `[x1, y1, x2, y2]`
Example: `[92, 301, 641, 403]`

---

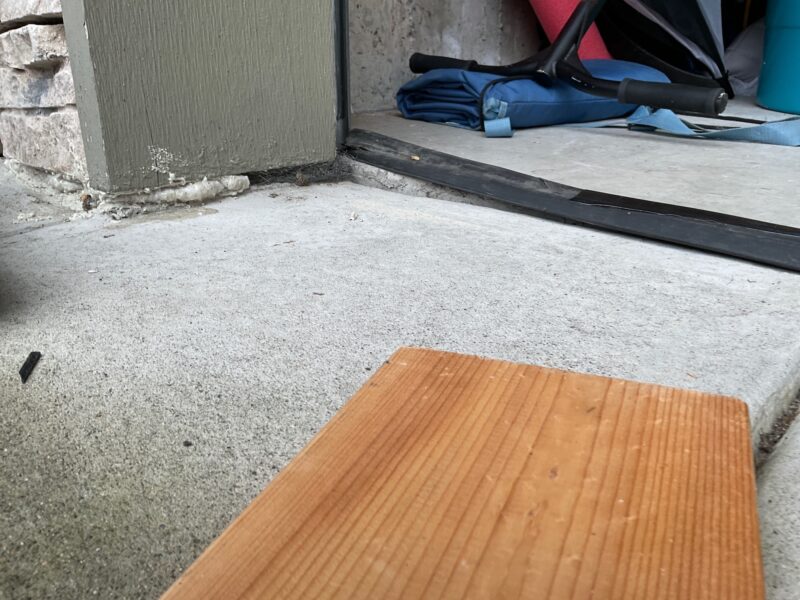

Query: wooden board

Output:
[162, 348, 764, 600]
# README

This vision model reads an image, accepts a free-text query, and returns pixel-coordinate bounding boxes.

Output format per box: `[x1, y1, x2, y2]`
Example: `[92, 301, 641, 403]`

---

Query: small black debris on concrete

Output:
[183, 440, 194, 447]
[19, 352, 42, 383]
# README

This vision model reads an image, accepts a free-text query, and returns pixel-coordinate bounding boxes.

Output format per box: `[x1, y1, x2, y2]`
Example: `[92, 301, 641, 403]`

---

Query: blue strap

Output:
[612, 106, 800, 146]
[490, 106, 800, 144]
[484, 117, 514, 138]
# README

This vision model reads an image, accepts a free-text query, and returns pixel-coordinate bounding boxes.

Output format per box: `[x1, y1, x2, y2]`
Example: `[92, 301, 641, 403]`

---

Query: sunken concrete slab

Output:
[1, 178, 799, 598]
[759, 420, 800, 600]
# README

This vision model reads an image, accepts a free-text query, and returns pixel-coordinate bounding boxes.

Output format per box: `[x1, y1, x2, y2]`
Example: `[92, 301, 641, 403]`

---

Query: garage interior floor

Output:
[353, 98, 799, 228]
[1, 150, 799, 598]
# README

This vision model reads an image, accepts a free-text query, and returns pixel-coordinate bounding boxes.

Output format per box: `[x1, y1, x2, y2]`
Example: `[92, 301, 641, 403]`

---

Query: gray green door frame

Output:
[63, 0, 340, 193]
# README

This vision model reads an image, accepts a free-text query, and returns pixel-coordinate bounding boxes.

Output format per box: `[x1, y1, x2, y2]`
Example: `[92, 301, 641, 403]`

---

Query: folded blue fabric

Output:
[396, 60, 670, 130]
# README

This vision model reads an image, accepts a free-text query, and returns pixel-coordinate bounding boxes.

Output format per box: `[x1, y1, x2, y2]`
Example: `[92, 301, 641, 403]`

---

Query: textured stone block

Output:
[0, 61, 74, 108]
[0, 106, 87, 180]
[0, 24, 68, 69]
[0, 0, 61, 32]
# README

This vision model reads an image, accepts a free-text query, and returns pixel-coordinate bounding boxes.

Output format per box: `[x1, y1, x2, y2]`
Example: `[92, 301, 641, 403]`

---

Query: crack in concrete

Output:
[759, 389, 800, 461]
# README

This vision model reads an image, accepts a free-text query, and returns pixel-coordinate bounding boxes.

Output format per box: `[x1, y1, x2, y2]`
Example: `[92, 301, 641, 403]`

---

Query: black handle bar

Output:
[617, 79, 727, 115]
[409, 52, 728, 117]
[409, 54, 479, 74]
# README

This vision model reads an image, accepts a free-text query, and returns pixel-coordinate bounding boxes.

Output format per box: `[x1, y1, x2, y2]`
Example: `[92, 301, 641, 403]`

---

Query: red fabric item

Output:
[528, 0, 612, 60]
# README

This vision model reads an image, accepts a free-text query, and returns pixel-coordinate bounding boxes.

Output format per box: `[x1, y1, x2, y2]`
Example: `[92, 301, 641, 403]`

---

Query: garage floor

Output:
[353, 98, 800, 228]
[1, 162, 800, 598]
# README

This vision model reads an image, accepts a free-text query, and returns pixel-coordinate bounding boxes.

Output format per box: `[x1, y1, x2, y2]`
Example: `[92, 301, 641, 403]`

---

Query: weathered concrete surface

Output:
[0, 0, 61, 32]
[0, 107, 86, 179]
[1, 177, 799, 598]
[0, 61, 74, 108]
[2, 158, 85, 213]
[0, 159, 75, 235]
[62, 0, 336, 193]
[0, 158, 252, 217]
[759, 420, 800, 600]
[0, 24, 68, 69]
[349, 0, 541, 112]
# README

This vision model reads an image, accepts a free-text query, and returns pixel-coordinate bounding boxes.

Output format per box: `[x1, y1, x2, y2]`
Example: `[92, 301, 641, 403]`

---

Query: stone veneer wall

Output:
[0, 0, 87, 181]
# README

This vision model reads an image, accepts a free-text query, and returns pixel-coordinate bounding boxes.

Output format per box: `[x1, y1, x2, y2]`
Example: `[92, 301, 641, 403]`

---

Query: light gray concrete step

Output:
[759, 417, 800, 600]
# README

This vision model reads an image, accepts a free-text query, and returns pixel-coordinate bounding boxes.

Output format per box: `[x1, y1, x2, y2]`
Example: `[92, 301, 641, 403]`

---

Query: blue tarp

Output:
[396, 60, 670, 130]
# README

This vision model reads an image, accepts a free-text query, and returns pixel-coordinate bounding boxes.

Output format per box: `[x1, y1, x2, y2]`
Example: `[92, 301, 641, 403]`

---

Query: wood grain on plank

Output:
[162, 347, 764, 600]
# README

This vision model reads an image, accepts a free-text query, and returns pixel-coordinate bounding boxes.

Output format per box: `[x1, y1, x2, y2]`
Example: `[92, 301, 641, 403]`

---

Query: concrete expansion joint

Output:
[759, 389, 800, 463]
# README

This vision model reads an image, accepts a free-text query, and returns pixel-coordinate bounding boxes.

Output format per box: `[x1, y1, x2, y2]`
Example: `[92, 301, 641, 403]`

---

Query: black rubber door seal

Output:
[346, 129, 800, 272]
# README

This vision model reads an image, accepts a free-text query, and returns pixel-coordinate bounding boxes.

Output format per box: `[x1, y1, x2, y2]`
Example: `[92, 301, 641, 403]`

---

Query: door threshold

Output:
[346, 129, 800, 272]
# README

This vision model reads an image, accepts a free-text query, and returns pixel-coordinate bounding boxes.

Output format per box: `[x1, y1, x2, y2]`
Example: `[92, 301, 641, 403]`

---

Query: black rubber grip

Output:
[617, 79, 728, 116]
[19, 351, 42, 383]
[409, 53, 477, 74]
